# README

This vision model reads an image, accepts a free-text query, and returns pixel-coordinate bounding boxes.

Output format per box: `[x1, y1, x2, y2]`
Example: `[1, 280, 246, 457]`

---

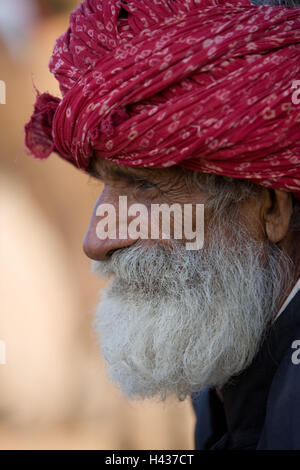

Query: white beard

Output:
[92, 219, 291, 401]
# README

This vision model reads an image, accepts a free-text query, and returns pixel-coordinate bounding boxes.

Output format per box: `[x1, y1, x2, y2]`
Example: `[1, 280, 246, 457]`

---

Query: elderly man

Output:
[25, 0, 300, 450]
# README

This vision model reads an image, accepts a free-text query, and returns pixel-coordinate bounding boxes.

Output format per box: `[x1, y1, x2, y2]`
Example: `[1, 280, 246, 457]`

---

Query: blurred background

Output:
[0, 0, 195, 449]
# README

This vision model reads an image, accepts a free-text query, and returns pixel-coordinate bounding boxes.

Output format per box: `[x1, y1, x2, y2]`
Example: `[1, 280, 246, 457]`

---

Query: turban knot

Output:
[25, 0, 300, 199]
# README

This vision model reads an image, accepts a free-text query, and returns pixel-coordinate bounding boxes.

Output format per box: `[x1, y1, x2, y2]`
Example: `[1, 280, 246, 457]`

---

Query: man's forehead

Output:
[89, 154, 185, 181]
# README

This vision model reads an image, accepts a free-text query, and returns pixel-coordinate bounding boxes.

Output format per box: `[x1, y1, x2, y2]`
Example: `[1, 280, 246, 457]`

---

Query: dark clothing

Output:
[192, 290, 300, 450]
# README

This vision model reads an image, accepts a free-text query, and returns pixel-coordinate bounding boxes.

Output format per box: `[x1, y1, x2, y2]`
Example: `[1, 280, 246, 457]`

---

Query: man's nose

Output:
[82, 188, 136, 261]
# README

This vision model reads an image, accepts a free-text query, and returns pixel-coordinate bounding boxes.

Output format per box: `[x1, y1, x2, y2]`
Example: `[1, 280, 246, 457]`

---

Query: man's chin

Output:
[104, 275, 172, 301]
[93, 290, 266, 402]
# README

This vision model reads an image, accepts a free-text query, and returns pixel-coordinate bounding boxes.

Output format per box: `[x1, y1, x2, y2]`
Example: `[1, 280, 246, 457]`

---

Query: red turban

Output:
[25, 0, 300, 200]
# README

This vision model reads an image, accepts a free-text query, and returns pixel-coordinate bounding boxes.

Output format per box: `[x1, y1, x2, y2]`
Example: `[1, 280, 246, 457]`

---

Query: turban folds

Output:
[25, 0, 300, 199]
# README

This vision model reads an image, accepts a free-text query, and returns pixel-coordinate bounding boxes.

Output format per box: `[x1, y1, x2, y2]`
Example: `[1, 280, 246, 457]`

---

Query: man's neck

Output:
[272, 277, 300, 324]
[272, 232, 300, 323]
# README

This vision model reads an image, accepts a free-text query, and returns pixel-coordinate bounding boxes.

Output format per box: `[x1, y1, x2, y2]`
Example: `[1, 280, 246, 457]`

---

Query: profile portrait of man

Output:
[25, 0, 300, 450]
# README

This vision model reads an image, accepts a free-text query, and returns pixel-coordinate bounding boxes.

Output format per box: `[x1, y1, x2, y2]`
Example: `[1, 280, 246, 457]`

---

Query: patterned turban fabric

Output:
[25, 0, 300, 199]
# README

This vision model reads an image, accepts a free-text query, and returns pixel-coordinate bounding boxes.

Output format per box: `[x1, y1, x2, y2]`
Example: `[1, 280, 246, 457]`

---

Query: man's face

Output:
[83, 158, 212, 258]
[83, 158, 290, 401]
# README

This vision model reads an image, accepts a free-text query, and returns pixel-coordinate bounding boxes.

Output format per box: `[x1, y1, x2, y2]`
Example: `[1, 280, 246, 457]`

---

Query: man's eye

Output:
[135, 179, 156, 191]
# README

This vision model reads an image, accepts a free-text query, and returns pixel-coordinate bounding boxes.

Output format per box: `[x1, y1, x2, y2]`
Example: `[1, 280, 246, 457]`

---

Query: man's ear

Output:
[261, 189, 293, 244]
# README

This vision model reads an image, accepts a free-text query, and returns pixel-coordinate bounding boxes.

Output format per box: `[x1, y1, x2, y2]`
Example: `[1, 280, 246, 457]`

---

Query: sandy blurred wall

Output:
[0, 0, 195, 450]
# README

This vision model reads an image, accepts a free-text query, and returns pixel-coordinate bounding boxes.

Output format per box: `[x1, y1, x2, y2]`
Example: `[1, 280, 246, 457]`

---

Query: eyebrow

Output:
[88, 156, 154, 183]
